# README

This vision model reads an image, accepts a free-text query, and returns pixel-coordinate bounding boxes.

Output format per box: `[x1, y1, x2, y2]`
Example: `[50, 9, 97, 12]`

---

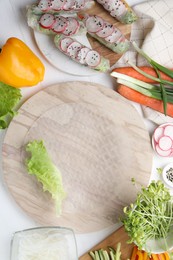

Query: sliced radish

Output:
[85, 15, 104, 33]
[105, 28, 123, 43]
[63, 17, 80, 36]
[108, 0, 127, 17]
[76, 47, 90, 64]
[85, 50, 101, 67]
[52, 16, 67, 33]
[74, 0, 85, 10]
[96, 0, 107, 4]
[39, 13, 55, 29]
[59, 37, 74, 52]
[155, 144, 172, 157]
[153, 126, 164, 143]
[63, 0, 75, 10]
[158, 136, 173, 151]
[103, 1, 113, 11]
[38, 0, 51, 11]
[66, 41, 82, 58]
[50, 0, 66, 10]
[96, 22, 114, 38]
[164, 125, 173, 140]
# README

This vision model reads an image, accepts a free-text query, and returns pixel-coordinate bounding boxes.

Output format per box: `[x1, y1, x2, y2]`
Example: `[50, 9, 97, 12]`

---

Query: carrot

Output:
[113, 67, 173, 84]
[117, 84, 173, 117]
[130, 245, 138, 260]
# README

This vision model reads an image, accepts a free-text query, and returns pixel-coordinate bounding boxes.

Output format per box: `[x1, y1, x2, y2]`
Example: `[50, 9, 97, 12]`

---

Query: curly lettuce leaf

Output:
[26, 140, 66, 215]
[0, 82, 21, 129]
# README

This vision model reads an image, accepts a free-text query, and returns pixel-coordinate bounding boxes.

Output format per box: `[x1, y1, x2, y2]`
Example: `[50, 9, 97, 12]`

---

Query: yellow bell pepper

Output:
[0, 37, 45, 88]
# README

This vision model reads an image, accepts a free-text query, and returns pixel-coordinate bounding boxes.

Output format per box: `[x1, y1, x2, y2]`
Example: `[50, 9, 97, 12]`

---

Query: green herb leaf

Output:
[25, 140, 66, 215]
[0, 82, 21, 129]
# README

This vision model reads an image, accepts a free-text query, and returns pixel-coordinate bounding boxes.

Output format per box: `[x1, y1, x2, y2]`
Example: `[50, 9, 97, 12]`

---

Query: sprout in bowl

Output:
[121, 180, 173, 253]
[10, 226, 78, 260]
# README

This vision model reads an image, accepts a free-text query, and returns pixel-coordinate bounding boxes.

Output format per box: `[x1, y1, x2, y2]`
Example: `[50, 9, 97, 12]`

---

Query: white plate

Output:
[34, 31, 99, 76]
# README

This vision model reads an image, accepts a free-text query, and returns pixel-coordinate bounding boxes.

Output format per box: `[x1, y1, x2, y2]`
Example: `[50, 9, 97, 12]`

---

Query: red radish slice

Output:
[153, 126, 164, 143]
[85, 15, 104, 33]
[96, 22, 114, 38]
[59, 37, 74, 52]
[50, 0, 66, 10]
[74, 0, 85, 10]
[66, 41, 82, 58]
[105, 28, 122, 43]
[85, 50, 101, 67]
[164, 125, 173, 140]
[38, 0, 51, 11]
[52, 16, 67, 33]
[108, 0, 127, 17]
[103, 1, 113, 11]
[155, 144, 172, 157]
[39, 13, 55, 29]
[63, 17, 80, 36]
[96, 0, 107, 4]
[63, 0, 75, 10]
[76, 47, 90, 64]
[158, 136, 173, 151]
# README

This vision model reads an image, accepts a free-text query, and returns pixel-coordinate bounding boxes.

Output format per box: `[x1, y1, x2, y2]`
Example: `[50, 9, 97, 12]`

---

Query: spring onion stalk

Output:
[111, 71, 173, 114]
[132, 41, 173, 79]
[116, 78, 162, 99]
[111, 71, 157, 90]
[128, 59, 168, 114]
[155, 66, 168, 114]
[121, 181, 173, 251]
[127, 60, 173, 87]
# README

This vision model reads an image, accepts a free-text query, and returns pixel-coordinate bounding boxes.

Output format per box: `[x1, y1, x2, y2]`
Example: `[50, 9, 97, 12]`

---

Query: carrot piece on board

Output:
[113, 66, 173, 83]
[163, 252, 170, 260]
[152, 254, 159, 260]
[117, 84, 173, 118]
[131, 246, 138, 260]
[143, 251, 148, 260]
[158, 253, 166, 260]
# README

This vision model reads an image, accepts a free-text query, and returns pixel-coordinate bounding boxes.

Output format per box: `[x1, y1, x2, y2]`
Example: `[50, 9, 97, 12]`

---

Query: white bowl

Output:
[162, 163, 173, 188]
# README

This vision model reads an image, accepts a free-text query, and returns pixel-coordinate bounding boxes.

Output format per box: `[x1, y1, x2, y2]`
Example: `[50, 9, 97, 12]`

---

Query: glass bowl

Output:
[10, 226, 78, 260]
[142, 228, 173, 254]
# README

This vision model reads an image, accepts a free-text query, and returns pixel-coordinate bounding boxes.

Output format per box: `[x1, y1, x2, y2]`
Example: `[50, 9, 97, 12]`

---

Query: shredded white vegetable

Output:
[17, 231, 75, 260]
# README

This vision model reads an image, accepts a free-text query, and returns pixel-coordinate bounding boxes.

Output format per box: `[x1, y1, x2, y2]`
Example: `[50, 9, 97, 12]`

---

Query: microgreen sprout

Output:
[121, 180, 173, 250]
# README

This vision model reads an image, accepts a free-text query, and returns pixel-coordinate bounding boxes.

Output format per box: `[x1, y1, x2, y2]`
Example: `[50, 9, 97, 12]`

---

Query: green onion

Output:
[113, 41, 173, 115]
[127, 60, 173, 87]
[111, 72, 173, 104]
[154, 66, 168, 115]
[132, 41, 173, 79]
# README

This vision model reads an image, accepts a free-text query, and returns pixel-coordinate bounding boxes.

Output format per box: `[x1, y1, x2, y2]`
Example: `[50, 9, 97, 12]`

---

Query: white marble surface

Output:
[0, 0, 173, 259]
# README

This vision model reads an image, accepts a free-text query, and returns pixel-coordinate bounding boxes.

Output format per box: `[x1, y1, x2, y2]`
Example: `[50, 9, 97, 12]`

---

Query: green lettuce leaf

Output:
[26, 140, 66, 215]
[0, 82, 22, 129]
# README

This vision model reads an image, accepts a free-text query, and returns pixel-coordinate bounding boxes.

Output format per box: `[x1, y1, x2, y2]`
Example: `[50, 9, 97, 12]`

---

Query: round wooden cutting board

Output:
[2, 82, 152, 233]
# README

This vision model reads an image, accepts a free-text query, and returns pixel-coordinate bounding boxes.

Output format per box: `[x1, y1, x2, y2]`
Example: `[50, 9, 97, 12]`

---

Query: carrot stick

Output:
[130, 245, 138, 260]
[113, 67, 173, 83]
[117, 84, 173, 117]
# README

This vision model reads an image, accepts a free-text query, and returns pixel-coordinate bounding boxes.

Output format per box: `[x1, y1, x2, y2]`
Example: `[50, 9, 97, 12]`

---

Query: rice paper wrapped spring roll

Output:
[80, 14, 130, 54]
[96, 0, 138, 24]
[54, 35, 110, 72]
